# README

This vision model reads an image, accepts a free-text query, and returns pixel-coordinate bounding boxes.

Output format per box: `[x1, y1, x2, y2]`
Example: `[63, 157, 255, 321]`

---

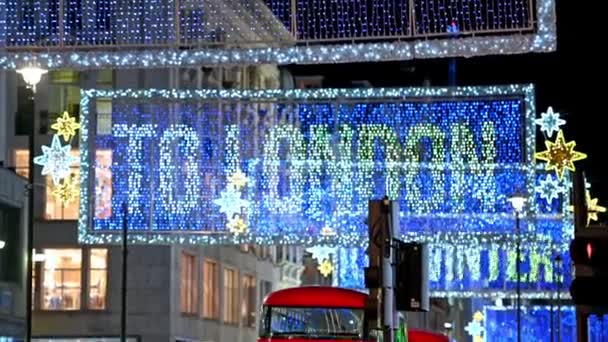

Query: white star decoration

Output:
[535, 107, 566, 138]
[306, 245, 336, 263]
[213, 188, 249, 219]
[536, 174, 566, 205]
[33, 134, 78, 185]
[464, 320, 484, 337]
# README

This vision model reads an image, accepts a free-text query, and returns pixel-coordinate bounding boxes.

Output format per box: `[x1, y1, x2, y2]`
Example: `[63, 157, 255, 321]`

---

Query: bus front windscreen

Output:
[259, 306, 365, 340]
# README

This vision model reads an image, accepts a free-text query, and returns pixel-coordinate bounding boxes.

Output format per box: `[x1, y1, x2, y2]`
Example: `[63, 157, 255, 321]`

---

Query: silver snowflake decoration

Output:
[306, 245, 336, 262]
[535, 107, 566, 138]
[33, 134, 78, 185]
[536, 174, 566, 205]
[464, 320, 484, 337]
[213, 188, 249, 219]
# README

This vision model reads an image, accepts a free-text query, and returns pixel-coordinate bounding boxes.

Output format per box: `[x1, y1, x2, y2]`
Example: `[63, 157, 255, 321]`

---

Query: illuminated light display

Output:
[227, 216, 248, 236]
[79, 85, 544, 246]
[318, 259, 335, 278]
[535, 130, 587, 180]
[567, 190, 606, 225]
[306, 245, 336, 263]
[228, 170, 249, 189]
[483, 306, 577, 342]
[51, 111, 80, 141]
[536, 174, 565, 207]
[535, 107, 565, 138]
[52, 175, 80, 204]
[336, 242, 572, 297]
[0, 0, 555, 68]
[34, 134, 79, 185]
[465, 311, 485, 342]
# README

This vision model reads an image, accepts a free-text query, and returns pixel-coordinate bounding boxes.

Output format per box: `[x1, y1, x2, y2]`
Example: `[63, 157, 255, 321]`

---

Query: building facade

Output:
[0, 66, 305, 342]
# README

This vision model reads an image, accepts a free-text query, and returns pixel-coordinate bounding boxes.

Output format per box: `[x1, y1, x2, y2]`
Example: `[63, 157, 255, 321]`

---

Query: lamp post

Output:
[508, 194, 527, 342]
[17, 65, 46, 342]
[554, 254, 563, 342]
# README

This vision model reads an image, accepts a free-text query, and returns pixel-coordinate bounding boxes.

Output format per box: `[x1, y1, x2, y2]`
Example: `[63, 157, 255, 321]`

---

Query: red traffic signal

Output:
[570, 237, 608, 267]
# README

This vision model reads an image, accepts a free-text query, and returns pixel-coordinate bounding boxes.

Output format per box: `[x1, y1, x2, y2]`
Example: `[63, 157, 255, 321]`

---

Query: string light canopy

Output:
[0, 0, 556, 68]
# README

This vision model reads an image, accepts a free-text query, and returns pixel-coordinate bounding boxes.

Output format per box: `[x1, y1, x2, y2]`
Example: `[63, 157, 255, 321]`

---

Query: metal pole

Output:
[556, 256, 561, 342]
[121, 202, 128, 342]
[516, 213, 521, 342]
[25, 89, 35, 342]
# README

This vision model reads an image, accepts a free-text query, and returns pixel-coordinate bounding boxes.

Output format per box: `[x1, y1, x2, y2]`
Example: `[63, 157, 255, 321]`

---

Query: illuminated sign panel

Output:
[79, 86, 543, 246]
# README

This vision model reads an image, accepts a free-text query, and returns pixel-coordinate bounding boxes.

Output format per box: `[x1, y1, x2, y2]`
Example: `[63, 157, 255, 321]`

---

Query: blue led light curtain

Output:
[78, 86, 557, 248]
[484, 306, 576, 342]
[484, 307, 608, 342]
[2, 0, 535, 46]
[337, 245, 571, 296]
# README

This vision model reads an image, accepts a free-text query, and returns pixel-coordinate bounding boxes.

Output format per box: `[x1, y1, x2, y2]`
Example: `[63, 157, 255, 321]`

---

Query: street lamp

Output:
[16, 67, 47, 93]
[0, 240, 5, 249]
[17, 65, 46, 342]
[508, 193, 527, 342]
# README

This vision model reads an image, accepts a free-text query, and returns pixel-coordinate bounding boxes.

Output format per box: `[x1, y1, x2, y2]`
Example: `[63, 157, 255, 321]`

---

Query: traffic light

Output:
[395, 241, 429, 312]
[364, 199, 390, 330]
[569, 231, 608, 309]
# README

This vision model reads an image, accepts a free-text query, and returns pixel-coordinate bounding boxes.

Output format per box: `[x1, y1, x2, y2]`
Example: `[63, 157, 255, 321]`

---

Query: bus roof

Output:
[263, 286, 367, 308]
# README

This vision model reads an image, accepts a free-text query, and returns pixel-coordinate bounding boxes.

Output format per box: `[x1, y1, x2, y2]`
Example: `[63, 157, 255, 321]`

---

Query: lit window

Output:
[96, 99, 112, 135]
[41, 249, 82, 310]
[180, 252, 197, 314]
[223, 267, 239, 324]
[95, 150, 113, 219]
[88, 249, 107, 310]
[202, 259, 219, 319]
[242, 274, 256, 327]
[13, 150, 29, 178]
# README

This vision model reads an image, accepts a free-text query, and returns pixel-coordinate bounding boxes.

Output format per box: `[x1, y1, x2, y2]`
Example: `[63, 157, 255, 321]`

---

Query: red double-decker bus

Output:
[258, 286, 449, 342]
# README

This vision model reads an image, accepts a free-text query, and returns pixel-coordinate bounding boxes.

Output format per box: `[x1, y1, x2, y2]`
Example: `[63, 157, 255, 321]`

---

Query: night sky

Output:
[287, 0, 607, 222]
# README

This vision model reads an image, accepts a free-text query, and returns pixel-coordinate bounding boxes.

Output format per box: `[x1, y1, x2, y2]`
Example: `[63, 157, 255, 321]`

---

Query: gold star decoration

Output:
[473, 311, 484, 322]
[318, 259, 335, 278]
[227, 170, 248, 189]
[227, 216, 248, 235]
[52, 175, 80, 204]
[568, 190, 606, 225]
[473, 336, 484, 342]
[51, 111, 80, 141]
[534, 130, 586, 180]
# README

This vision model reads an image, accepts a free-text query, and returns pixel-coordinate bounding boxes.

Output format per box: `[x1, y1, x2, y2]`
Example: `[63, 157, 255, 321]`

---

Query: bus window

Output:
[259, 306, 364, 339]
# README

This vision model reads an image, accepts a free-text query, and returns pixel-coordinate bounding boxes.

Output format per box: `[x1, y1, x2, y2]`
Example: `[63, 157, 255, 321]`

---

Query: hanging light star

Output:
[473, 311, 484, 322]
[568, 190, 606, 225]
[318, 259, 335, 278]
[534, 130, 587, 180]
[535, 174, 565, 205]
[227, 216, 248, 235]
[464, 320, 484, 338]
[51, 111, 80, 141]
[535, 107, 566, 138]
[52, 175, 80, 204]
[227, 169, 248, 189]
[213, 188, 249, 219]
[306, 245, 336, 263]
[33, 134, 78, 185]
[587, 193, 607, 223]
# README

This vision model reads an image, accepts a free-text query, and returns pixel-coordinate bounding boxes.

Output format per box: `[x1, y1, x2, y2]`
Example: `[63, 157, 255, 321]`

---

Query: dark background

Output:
[287, 0, 607, 222]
